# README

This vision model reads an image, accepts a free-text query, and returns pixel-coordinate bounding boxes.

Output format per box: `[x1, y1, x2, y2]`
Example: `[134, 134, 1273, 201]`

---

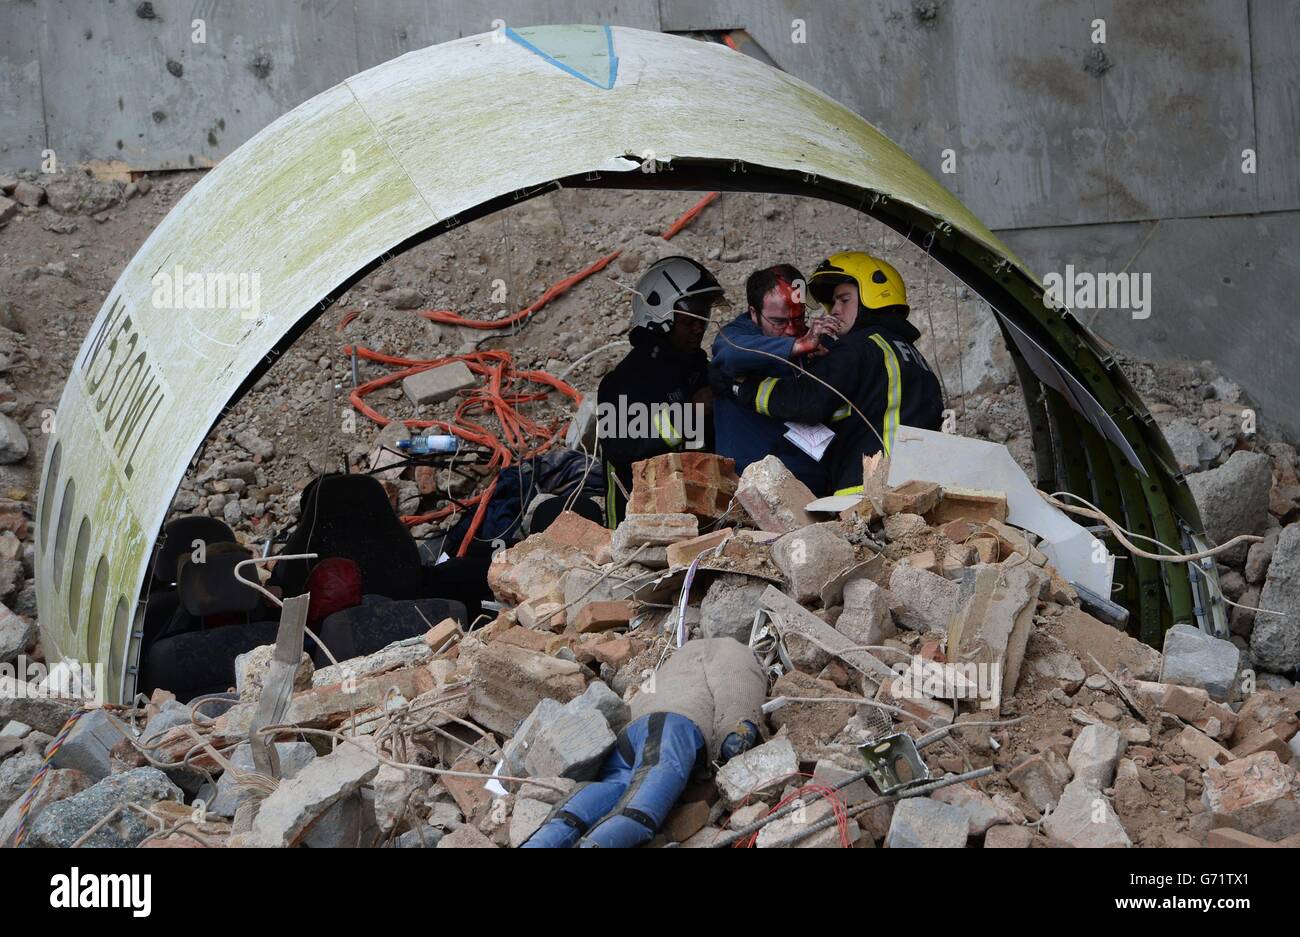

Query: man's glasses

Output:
[761, 309, 806, 330]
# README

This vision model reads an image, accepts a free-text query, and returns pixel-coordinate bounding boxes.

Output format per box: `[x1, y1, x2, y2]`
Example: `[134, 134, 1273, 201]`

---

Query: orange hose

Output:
[662, 192, 719, 240]
[343, 196, 716, 554]
[421, 250, 622, 330]
[346, 346, 579, 555]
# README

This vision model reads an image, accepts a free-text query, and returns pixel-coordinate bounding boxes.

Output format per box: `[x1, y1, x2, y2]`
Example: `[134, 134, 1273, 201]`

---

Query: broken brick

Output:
[588, 636, 634, 669]
[883, 479, 941, 516]
[611, 513, 698, 567]
[1230, 728, 1295, 761]
[572, 600, 633, 634]
[467, 642, 586, 736]
[488, 514, 610, 605]
[1201, 751, 1300, 840]
[1206, 828, 1282, 848]
[516, 597, 565, 632]
[666, 528, 733, 568]
[422, 617, 462, 651]
[1176, 725, 1235, 768]
[924, 486, 1008, 527]
[628, 452, 737, 522]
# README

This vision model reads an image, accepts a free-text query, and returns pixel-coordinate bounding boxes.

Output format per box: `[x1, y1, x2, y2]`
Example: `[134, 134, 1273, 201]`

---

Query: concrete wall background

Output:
[3, 0, 1297, 435]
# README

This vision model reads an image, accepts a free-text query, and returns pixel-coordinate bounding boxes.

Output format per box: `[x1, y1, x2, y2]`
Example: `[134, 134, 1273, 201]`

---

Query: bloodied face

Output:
[752, 277, 806, 338]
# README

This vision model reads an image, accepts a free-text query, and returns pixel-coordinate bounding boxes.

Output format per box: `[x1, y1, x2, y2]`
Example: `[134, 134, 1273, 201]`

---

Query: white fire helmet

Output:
[629, 256, 723, 333]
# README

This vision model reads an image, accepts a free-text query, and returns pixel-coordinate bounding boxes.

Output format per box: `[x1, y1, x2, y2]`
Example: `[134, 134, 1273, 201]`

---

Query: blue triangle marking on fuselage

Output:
[504, 25, 619, 90]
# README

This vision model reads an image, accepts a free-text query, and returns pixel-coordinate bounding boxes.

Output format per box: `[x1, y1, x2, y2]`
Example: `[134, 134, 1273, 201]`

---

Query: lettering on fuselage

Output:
[78, 294, 166, 480]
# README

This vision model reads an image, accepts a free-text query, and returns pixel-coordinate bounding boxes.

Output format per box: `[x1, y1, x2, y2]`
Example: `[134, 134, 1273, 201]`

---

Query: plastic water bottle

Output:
[398, 434, 459, 455]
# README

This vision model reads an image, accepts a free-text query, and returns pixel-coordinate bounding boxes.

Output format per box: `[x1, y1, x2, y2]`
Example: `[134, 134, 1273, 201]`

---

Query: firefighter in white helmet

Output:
[597, 256, 724, 527]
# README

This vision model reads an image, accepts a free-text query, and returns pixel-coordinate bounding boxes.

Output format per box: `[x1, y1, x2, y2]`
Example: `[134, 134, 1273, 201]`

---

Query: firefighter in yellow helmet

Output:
[710, 251, 944, 495]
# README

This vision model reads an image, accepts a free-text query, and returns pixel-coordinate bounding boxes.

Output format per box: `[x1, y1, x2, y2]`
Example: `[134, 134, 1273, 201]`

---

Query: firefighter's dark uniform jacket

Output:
[597, 328, 711, 527]
[736, 313, 943, 494]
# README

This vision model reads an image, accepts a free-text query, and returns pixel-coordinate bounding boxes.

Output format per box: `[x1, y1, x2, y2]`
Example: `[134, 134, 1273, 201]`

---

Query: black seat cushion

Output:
[312, 596, 468, 668]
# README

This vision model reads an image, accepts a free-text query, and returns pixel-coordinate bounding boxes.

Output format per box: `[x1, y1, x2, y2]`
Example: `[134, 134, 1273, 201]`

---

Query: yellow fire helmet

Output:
[809, 251, 909, 316]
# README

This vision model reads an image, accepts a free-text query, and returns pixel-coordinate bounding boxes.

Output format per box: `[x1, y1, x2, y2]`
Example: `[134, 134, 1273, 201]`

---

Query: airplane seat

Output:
[269, 474, 431, 601]
[311, 595, 468, 669]
[138, 541, 274, 702]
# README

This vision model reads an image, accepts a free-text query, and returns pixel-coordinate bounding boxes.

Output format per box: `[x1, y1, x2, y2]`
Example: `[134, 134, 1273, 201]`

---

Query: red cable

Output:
[342, 197, 716, 556]
[421, 250, 622, 330]
[662, 192, 719, 240]
[731, 775, 852, 849]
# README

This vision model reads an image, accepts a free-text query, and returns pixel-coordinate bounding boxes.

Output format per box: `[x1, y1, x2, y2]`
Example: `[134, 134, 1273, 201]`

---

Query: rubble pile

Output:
[2, 170, 1299, 848]
[4, 446, 1297, 849]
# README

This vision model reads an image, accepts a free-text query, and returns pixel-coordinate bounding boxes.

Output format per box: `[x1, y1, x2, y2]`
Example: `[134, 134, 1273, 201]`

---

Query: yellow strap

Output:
[755, 377, 778, 417]
[652, 408, 683, 448]
[605, 462, 619, 529]
[869, 334, 902, 456]
[830, 403, 851, 422]
[834, 484, 865, 496]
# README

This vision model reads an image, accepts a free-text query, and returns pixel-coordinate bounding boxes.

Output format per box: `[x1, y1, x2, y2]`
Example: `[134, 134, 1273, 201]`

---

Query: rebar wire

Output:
[709, 764, 995, 849]
[232, 552, 340, 666]
[1043, 490, 1265, 563]
[920, 249, 952, 409]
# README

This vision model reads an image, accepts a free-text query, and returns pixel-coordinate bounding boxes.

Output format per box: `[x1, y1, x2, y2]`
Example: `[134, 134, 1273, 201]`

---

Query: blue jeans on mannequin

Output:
[522, 712, 705, 848]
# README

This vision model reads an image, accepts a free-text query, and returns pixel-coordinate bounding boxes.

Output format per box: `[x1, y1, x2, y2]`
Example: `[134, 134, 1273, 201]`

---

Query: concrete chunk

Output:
[248, 739, 381, 847]
[523, 707, 616, 781]
[568, 680, 631, 734]
[889, 564, 960, 634]
[946, 563, 1043, 703]
[756, 797, 860, 848]
[715, 736, 798, 807]
[0, 751, 41, 814]
[886, 796, 969, 848]
[1068, 723, 1126, 788]
[501, 698, 565, 778]
[735, 455, 816, 533]
[1186, 451, 1273, 566]
[771, 524, 854, 604]
[1161, 623, 1241, 702]
[509, 797, 552, 847]
[760, 586, 896, 683]
[402, 360, 475, 405]
[48, 708, 130, 781]
[931, 782, 1021, 836]
[0, 677, 80, 737]
[0, 767, 90, 846]
[1053, 606, 1161, 681]
[467, 643, 585, 736]
[26, 767, 184, 848]
[0, 605, 36, 665]
[701, 574, 769, 643]
[207, 741, 318, 817]
[1042, 779, 1130, 847]
[836, 577, 895, 648]
[1251, 523, 1300, 674]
